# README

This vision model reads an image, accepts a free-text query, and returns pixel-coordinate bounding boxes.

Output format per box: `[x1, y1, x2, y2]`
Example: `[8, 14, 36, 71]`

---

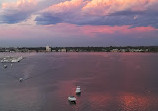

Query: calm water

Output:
[0, 52, 158, 111]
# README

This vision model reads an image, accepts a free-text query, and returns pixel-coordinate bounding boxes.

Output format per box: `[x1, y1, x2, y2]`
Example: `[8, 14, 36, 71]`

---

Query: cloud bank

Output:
[0, 0, 158, 47]
[0, 0, 38, 23]
[35, 0, 158, 28]
[1, 0, 158, 28]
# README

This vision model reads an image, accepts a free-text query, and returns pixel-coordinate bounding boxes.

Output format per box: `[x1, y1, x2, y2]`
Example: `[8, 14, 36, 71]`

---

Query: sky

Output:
[0, 0, 158, 47]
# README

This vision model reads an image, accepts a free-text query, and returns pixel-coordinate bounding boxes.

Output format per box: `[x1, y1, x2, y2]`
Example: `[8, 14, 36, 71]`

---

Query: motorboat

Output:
[68, 96, 76, 102]
[75, 86, 81, 94]
[3, 65, 7, 68]
[19, 78, 23, 82]
[1, 59, 9, 63]
[11, 59, 19, 62]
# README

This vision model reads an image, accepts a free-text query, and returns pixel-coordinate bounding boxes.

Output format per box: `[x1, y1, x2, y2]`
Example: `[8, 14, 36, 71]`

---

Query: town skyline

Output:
[0, 46, 158, 53]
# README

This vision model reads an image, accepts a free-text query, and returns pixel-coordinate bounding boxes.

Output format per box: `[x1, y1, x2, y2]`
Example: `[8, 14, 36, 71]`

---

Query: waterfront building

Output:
[61, 48, 67, 52]
[111, 49, 119, 52]
[46, 46, 51, 52]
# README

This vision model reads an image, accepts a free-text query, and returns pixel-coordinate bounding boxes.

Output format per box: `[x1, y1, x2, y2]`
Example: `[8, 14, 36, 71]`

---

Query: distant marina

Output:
[0, 56, 23, 63]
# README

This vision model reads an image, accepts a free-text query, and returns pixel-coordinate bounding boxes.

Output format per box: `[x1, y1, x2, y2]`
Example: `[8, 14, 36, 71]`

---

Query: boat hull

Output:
[68, 96, 76, 102]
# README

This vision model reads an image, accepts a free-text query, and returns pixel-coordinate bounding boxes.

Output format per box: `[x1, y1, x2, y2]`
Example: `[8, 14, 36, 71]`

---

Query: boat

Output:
[19, 78, 23, 82]
[11, 59, 19, 62]
[3, 65, 7, 68]
[1, 60, 9, 63]
[68, 96, 76, 102]
[75, 86, 81, 94]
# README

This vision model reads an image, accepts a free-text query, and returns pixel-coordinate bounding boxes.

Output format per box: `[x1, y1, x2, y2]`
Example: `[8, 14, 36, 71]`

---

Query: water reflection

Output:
[87, 92, 110, 110]
[83, 91, 158, 111]
[120, 94, 149, 111]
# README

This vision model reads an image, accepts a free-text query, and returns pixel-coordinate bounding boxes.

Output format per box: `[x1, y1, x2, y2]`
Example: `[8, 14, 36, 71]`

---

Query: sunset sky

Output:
[0, 0, 158, 47]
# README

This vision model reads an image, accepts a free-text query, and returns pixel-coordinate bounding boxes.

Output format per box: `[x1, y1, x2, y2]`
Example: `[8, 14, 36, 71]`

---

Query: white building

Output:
[46, 46, 51, 52]
[58, 48, 67, 52]
[61, 48, 67, 52]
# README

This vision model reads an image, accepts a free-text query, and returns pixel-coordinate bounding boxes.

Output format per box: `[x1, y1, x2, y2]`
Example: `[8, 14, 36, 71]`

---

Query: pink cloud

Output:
[40, 0, 158, 16]
[2, 0, 37, 10]
[0, 23, 157, 39]
[42, 0, 85, 13]
[82, 0, 158, 15]
[0, 23, 158, 46]
[81, 25, 158, 37]
[35, 0, 158, 28]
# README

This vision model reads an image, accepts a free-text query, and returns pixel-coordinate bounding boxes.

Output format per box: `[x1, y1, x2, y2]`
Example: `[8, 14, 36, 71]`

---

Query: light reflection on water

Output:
[0, 52, 158, 111]
[121, 94, 149, 111]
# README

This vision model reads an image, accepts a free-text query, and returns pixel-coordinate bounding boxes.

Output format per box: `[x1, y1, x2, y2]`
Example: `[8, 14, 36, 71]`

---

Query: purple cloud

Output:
[35, 0, 158, 28]
[0, 0, 39, 24]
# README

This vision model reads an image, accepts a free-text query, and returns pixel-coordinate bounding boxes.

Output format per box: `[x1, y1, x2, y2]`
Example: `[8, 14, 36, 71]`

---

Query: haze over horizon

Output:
[0, 0, 158, 47]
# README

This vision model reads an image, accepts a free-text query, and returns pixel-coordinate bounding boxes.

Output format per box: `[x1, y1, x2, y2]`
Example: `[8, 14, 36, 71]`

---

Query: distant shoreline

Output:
[0, 52, 157, 53]
[0, 46, 158, 52]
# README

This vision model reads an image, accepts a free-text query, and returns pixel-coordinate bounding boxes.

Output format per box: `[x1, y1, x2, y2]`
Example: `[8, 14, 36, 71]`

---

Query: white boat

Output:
[68, 96, 76, 102]
[1, 59, 9, 63]
[11, 59, 19, 62]
[19, 78, 23, 82]
[3, 65, 7, 68]
[75, 86, 81, 94]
